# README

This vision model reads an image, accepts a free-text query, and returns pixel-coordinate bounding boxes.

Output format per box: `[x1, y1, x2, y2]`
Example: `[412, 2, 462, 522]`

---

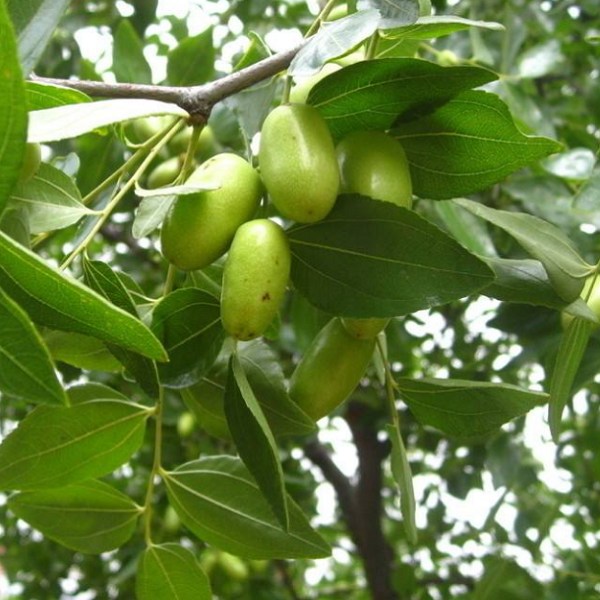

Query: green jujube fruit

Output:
[259, 104, 339, 223]
[341, 317, 389, 340]
[336, 130, 413, 208]
[289, 318, 376, 421]
[147, 156, 182, 188]
[19, 143, 41, 182]
[221, 219, 291, 341]
[289, 63, 341, 104]
[161, 153, 262, 271]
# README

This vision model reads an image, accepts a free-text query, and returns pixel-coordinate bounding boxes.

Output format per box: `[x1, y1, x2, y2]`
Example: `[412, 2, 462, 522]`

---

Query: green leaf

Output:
[136, 543, 212, 600]
[182, 341, 316, 439]
[392, 90, 563, 199]
[454, 197, 592, 302]
[397, 378, 548, 440]
[67, 382, 129, 404]
[6, 0, 70, 75]
[9, 162, 95, 233]
[238, 341, 316, 437]
[382, 15, 504, 39]
[83, 258, 159, 398]
[225, 353, 289, 529]
[0, 0, 27, 210]
[167, 28, 215, 86]
[25, 81, 91, 110]
[482, 257, 579, 310]
[0, 230, 167, 361]
[0, 287, 66, 405]
[233, 31, 270, 71]
[151, 288, 225, 388]
[0, 400, 151, 490]
[163, 456, 331, 559]
[386, 424, 417, 543]
[28, 99, 188, 143]
[358, 0, 419, 27]
[290, 10, 380, 77]
[288, 195, 494, 317]
[45, 330, 122, 372]
[548, 318, 594, 442]
[310, 58, 496, 140]
[430, 199, 498, 257]
[8, 480, 141, 554]
[113, 19, 152, 84]
[132, 195, 174, 239]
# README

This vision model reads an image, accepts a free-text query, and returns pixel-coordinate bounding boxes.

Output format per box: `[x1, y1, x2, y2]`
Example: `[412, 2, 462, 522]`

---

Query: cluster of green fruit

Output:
[157, 101, 414, 422]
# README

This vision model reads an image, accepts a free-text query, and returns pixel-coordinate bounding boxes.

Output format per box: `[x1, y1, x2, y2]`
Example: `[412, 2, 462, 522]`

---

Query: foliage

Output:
[0, 0, 599, 599]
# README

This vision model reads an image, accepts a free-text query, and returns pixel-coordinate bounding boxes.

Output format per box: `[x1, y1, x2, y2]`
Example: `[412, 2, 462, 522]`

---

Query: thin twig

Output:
[30, 42, 306, 121]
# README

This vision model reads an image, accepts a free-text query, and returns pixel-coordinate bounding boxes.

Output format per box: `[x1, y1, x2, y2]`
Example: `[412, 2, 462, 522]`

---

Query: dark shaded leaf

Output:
[398, 378, 548, 440]
[288, 195, 493, 317]
[310, 58, 496, 140]
[225, 354, 288, 529]
[136, 543, 212, 600]
[151, 288, 225, 388]
[392, 91, 563, 199]
[163, 456, 330, 559]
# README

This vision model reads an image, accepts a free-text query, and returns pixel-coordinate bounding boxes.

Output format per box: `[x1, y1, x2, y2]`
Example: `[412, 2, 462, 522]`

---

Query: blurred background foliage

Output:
[1, 0, 600, 598]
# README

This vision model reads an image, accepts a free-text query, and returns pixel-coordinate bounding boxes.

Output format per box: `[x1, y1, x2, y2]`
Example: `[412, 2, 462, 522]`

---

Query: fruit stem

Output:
[164, 263, 177, 296]
[376, 336, 400, 429]
[59, 119, 183, 270]
[180, 125, 203, 180]
[143, 385, 166, 545]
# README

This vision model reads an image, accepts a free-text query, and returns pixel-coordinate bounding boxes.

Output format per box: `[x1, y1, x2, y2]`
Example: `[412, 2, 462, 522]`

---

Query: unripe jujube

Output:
[289, 318, 376, 421]
[259, 104, 339, 223]
[160, 153, 262, 271]
[336, 130, 413, 208]
[221, 219, 291, 341]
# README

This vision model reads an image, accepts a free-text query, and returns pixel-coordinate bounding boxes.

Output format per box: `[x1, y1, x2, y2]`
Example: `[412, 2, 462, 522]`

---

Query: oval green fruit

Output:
[161, 153, 262, 271]
[169, 124, 219, 159]
[19, 143, 41, 182]
[259, 104, 339, 223]
[289, 63, 341, 104]
[561, 275, 600, 330]
[147, 156, 182, 189]
[289, 318, 376, 421]
[336, 130, 413, 208]
[341, 317, 390, 340]
[221, 219, 291, 341]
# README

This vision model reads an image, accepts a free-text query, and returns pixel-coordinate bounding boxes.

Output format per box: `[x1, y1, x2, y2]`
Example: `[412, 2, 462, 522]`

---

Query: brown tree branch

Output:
[29, 42, 306, 121]
[345, 402, 399, 600]
[304, 404, 400, 600]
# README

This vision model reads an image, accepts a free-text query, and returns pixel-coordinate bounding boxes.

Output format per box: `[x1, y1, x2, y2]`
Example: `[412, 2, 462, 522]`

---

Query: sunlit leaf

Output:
[8, 480, 141, 553]
[0, 230, 167, 360]
[0, 287, 66, 405]
[9, 162, 95, 233]
[28, 99, 188, 143]
[454, 197, 592, 302]
[0, 400, 151, 490]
